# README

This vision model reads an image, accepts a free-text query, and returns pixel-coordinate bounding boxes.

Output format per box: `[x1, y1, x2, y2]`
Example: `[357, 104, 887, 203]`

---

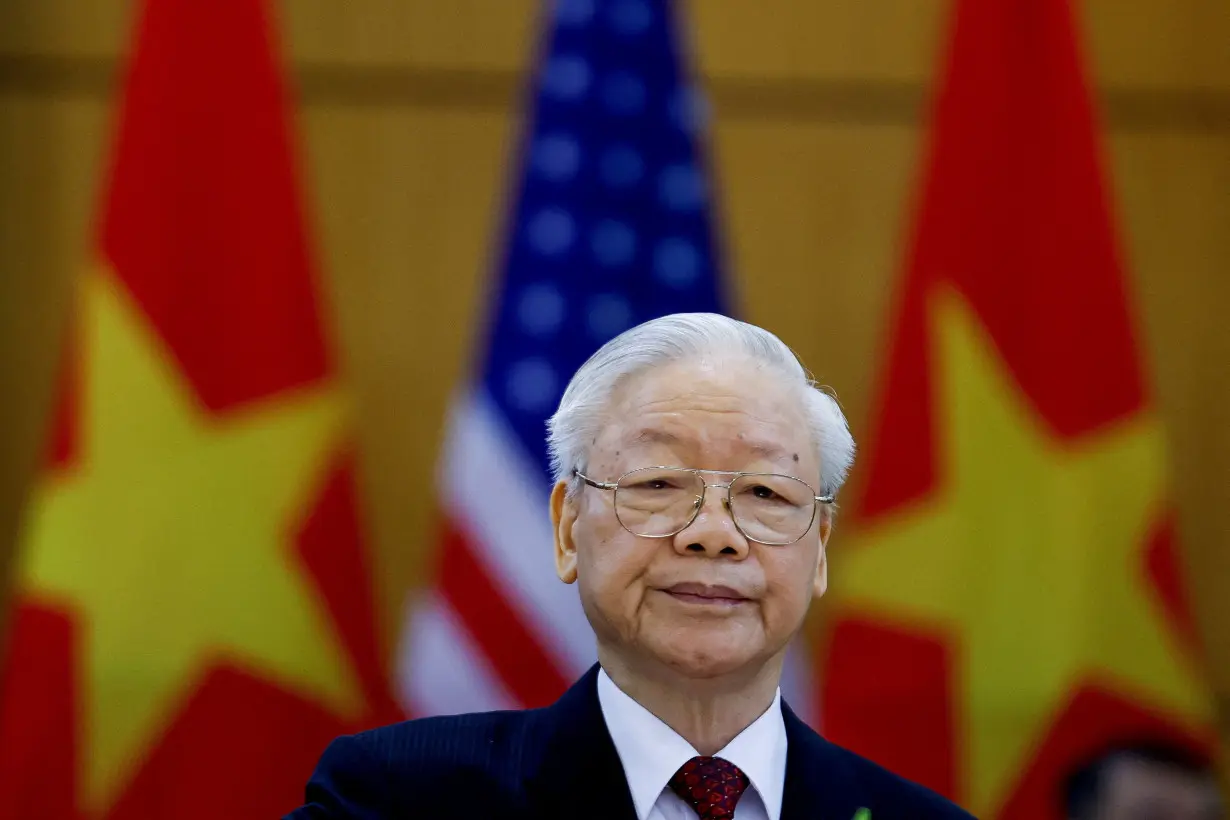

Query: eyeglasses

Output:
[573, 466, 833, 546]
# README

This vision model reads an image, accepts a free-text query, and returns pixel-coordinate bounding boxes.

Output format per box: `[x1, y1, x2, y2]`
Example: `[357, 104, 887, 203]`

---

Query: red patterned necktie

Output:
[667, 755, 750, 819]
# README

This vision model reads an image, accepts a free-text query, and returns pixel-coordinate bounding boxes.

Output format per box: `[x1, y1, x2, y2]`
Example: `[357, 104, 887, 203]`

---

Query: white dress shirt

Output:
[597, 668, 788, 820]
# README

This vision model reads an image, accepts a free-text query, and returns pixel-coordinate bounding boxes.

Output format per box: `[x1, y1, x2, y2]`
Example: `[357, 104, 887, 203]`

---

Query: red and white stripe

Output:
[397, 389, 817, 724]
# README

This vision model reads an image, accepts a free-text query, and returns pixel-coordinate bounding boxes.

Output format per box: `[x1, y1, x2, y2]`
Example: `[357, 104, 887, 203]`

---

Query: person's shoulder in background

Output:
[284, 708, 542, 819]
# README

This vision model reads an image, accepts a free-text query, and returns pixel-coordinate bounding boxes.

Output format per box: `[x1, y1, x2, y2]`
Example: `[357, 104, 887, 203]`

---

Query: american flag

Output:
[397, 0, 816, 722]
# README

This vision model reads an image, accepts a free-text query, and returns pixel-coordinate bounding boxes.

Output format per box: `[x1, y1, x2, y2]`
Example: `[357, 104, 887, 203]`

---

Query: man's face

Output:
[1094, 757, 1223, 820]
[550, 356, 830, 681]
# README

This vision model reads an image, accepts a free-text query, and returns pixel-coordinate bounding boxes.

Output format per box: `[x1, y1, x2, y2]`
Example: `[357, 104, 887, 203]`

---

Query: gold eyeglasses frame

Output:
[572, 465, 834, 546]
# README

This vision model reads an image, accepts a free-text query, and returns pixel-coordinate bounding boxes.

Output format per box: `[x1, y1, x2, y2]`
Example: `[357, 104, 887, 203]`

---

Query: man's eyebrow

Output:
[743, 440, 794, 462]
[623, 428, 794, 462]
[625, 428, 682, 448]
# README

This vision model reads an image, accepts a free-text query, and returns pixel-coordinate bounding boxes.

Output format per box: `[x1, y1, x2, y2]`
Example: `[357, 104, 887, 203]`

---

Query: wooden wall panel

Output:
[711, 119, 925, 443]
[4, 1, 1227, 89]
[1084, 1, 1230, 89]
[0, 93, 109, 635]
[687, 0, 944, 82]
[1108, 131, 1230, 701]
[299, 104, 515, 640]
[284, 0, 538, 70]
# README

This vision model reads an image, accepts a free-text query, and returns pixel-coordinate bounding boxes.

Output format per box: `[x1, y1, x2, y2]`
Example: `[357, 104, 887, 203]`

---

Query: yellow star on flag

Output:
[831, 289, 1212, 816]
[17, 269, 365, 812]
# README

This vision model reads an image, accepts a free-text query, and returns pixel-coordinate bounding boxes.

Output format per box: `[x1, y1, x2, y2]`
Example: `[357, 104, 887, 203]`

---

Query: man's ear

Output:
[813, 514, 833, 598]
[551, 481, 579, 584]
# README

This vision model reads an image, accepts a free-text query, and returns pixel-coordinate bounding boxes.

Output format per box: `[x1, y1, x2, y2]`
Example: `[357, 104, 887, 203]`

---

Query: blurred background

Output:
[0, 0, 1226, 818]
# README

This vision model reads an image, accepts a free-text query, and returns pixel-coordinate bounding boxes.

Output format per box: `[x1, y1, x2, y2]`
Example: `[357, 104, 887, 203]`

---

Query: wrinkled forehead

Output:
[590, 357, 817, 476]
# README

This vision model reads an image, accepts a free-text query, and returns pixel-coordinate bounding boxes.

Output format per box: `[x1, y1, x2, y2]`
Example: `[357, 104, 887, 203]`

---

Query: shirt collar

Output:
[596, 667, 787, 820]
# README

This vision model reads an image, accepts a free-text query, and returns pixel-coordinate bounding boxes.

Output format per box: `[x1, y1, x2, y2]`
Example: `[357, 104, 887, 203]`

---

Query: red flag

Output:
[0, 1, 400, 817]
[820, 0, 1216, 817]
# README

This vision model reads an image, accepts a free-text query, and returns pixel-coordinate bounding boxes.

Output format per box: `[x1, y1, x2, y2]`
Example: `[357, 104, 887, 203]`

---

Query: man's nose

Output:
[671, 486, 750, 559]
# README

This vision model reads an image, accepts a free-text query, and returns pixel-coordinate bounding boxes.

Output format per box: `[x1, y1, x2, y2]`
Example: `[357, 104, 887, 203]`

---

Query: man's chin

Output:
[646, 638, 763, 681]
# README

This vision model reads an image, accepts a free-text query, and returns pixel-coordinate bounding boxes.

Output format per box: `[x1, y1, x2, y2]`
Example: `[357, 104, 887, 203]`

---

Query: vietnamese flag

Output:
[819, 0, 1218, 818]
[0, 0, 400, 817]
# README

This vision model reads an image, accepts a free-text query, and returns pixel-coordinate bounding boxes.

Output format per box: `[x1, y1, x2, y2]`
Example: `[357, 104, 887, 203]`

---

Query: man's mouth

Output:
[662, 582, 749, 606]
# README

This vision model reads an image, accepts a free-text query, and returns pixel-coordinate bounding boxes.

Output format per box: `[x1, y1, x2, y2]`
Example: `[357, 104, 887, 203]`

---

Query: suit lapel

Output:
[524, 670, 869, 820]
[524, 665, 638, 820]
[780, 702, 868, 820]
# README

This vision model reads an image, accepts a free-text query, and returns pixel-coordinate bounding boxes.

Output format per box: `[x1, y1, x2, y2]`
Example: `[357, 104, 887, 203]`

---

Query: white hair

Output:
[546, 312, 856, 498]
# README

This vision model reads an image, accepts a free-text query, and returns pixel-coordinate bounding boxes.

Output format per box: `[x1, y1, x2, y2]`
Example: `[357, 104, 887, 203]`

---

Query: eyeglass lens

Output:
[612, 467, 816, 544]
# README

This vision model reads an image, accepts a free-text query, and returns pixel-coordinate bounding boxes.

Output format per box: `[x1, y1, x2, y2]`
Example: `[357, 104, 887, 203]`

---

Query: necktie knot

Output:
[667, 755, 750, 819]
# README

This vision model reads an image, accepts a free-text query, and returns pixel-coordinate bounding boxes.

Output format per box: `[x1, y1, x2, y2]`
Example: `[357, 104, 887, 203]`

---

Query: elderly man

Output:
[289, 313, 973, 819]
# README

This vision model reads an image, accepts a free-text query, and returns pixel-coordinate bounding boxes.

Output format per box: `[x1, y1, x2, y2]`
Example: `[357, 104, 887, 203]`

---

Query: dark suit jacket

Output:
[287, 665, 974, 819]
